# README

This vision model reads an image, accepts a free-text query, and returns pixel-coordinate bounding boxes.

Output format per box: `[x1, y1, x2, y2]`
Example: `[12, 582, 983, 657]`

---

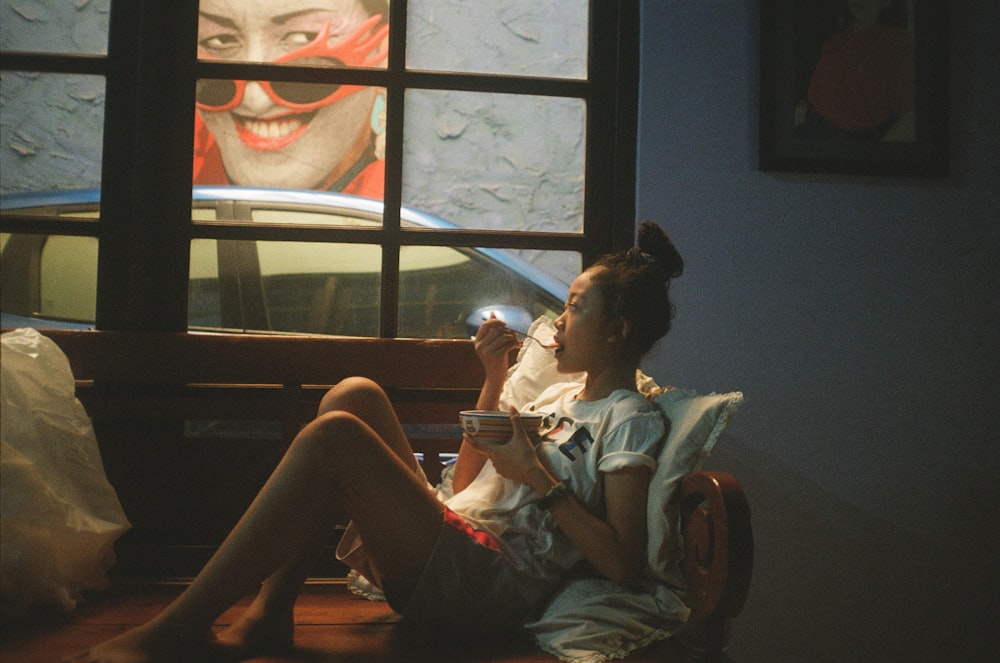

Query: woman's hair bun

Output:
[637, 220, 684, 280]
[589, 220, 684, 359]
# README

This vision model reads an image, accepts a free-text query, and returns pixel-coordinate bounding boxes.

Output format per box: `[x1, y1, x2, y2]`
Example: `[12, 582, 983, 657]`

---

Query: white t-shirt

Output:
[443, 381, 666, 605]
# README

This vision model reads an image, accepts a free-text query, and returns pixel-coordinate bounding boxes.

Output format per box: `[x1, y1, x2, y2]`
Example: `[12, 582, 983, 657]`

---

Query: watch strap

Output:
[537, 481, 570, 510]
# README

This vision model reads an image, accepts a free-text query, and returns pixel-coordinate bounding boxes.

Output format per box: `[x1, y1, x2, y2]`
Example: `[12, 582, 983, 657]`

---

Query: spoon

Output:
[470, 327, 558, 349]
[511, 329, 558, 349]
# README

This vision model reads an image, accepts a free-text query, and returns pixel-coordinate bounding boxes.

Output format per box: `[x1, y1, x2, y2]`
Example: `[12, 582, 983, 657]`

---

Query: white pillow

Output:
[643, 385, 744, 582]
[525, 576, 690, 663]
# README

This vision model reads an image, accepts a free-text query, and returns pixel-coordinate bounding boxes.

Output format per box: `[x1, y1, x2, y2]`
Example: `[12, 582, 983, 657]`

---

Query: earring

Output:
[371, 93, 386, 160]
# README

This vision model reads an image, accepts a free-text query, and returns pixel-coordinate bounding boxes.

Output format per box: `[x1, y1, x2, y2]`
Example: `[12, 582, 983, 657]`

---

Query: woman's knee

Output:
[295, 410, 409, 479]
[297, 410, 370, 457]
[318, 376, 387, 416]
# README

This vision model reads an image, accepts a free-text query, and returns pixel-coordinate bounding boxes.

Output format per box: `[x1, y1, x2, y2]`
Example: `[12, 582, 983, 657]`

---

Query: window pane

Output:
[402, 90, 585, 233]
[0, 233, 97, 324]
[41, 235, 98, 321]
[407, 0, 588, 79]
[514, 248, 581, 298]
[0, 72, 105, 196]
[189, 238, 381, 336]
[397, 245, 573, 340]
[196, 2, 388, 67]
[188, 238, 221, 329]
[0, 0, 109, 55]
[193, 81, 386, 198]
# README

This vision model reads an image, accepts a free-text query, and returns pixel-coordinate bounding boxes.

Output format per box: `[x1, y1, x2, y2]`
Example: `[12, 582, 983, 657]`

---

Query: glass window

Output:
[0, 73, 105, 197]
[398, 245, 569, 339]
[0, 232, 98, 323]
[188, 237, 567, 339]
[1, 1, 636, 337]
[401, 90, 585, 233]
[185, 2, 594, 337]
[406, 0, 588, 79]
[193, 81, 387, 195]
[38, 235, 98, 321]
[187, 189, 572, 338]
[0, 194, 100, 328]
[0, 0, 110, 55]
[196, 2, 389, 67]
[189, 238, 382, 335]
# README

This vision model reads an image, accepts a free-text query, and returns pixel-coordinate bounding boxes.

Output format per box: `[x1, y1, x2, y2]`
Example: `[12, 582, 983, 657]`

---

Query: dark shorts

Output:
[390, 507, 531, 635]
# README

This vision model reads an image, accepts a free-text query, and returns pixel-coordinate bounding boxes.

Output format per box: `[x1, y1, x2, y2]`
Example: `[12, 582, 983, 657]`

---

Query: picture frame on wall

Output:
[759, 1, 949, 177]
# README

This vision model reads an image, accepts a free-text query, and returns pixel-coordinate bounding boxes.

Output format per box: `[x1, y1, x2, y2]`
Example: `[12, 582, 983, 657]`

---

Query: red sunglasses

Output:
[196, 14, 388, 113]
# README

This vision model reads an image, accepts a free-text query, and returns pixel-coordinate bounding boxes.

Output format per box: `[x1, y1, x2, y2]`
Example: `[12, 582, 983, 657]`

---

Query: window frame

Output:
[1, 0, 639, 336]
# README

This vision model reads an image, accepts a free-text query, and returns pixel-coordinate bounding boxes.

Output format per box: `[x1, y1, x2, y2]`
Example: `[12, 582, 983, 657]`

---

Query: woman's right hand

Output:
[473, 314, 520, 383]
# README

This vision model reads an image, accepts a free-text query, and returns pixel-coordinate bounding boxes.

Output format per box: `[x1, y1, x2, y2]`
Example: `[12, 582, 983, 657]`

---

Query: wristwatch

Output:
[537, 480, 571, 510]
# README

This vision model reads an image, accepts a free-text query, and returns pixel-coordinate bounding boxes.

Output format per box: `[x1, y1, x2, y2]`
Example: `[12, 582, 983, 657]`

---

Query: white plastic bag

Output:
[1, 328, 130, 617]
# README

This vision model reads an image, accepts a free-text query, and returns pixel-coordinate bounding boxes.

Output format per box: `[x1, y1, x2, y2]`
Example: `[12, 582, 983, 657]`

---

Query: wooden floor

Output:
[0, 581, 596, 663]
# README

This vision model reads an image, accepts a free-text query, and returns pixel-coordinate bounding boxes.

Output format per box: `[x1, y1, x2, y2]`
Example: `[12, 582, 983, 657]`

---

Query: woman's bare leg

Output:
[65, 379, 443, 663]
[217, 377, 423, 653]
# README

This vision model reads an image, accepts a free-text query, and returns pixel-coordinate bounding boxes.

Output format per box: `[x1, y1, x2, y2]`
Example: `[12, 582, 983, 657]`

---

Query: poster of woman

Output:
[797, 0, 915, 142]
[759, 0, 948, 176]
[192, 0, 389, 198]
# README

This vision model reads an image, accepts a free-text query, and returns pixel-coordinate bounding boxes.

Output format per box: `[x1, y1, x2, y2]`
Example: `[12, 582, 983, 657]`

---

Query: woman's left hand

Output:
[465, 407, 544, 486]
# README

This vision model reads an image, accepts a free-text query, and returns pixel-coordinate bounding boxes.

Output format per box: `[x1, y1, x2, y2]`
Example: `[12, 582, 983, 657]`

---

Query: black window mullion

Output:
[401, 71, 588, 98]
[377, 0, 408, 338]
[98, 0, 199, 332]
[195, 60, 388, 87]
[611, 0, 641, 252]
[0, 52, 106, 75]
[94, 0, 142, 331]
[582, 0, 613, 267]
[581, 0, 636, 267]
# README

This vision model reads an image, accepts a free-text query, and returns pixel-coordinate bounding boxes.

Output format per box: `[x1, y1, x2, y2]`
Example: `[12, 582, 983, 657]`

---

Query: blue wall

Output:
[638, 3, 998, 661]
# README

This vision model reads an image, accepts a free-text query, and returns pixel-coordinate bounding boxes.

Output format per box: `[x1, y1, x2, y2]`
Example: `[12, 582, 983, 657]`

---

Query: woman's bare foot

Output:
[61, 623, 216, 663]
[214, 598, 294, 657]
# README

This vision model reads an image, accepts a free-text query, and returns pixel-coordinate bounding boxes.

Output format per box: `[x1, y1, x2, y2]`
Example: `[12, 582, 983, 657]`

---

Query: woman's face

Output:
[197, 0, 383, 189]
[551, 269, 618, 375]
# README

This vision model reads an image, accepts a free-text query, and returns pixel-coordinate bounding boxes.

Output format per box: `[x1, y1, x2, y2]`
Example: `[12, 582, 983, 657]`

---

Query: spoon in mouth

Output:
[511, 329, 559, 349]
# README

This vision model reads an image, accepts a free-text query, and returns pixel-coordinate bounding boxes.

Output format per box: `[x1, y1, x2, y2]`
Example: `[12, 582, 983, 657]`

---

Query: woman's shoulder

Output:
[593, 389, 665, 437]
[607, 387, 659, 412]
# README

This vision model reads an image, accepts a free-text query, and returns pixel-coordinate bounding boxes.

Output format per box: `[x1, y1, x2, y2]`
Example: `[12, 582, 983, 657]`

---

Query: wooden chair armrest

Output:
[677, 470, 754, 661]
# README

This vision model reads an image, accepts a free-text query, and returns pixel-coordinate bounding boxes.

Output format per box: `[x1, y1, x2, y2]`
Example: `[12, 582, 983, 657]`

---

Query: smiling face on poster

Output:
[194, 0, 389, 195]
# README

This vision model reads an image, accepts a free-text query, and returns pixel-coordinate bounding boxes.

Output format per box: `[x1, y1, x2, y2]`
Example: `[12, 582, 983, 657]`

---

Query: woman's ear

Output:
[607, 317, 630, 343]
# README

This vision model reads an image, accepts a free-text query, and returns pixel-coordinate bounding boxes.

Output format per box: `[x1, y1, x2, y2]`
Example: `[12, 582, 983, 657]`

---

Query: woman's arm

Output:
[548, 467, 650, 585]
[480, 410, 652, 586]
[526, 462, 650, 586]
[452, 317, 520, 493]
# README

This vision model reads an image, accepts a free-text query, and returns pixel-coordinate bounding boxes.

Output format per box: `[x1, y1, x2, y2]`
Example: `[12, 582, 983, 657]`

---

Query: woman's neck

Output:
[578, 362, 638, 401]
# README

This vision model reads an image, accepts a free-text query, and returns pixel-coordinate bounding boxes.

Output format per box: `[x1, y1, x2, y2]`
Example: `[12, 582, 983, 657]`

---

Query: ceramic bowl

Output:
[459, 409, 544, 442]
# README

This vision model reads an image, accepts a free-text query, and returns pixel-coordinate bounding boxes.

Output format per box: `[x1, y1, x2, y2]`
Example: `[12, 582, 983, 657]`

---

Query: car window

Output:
[41, 236, 99, 321]
[188, 238, 562, 338]
[399, 245, 563, 338]
[3, 194, 568, 337]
